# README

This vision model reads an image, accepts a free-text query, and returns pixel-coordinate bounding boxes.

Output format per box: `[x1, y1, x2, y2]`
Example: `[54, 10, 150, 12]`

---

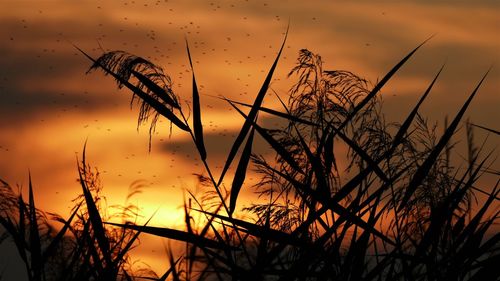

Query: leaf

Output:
[470, 123, 500, 136]
[217, 97, 317, 126]
[229, 127, 255, 216]
[42, 202, 82, 261]
[28, 173, 42, 281]
[186, 40, 207, 160]
[389, 64, 444, 153]
[236, 94, 389, 183]
[104, 222, 236, 251]
[330, 125, 390, 183]
[217, 26, 289, 186]
[228, 100, 303, 173]
[337, 36, 432, 132]
[78, 145, 113, 267]
[159, 256, 182, 281]
[293, 124, 330, 197]
[398, 69, 490, 210]
[115, 212, 157, 271]
[191, 208, 308, 247]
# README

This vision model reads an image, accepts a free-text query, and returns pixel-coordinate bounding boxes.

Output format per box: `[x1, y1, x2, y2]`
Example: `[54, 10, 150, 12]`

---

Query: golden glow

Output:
[0, 0, 498, 276]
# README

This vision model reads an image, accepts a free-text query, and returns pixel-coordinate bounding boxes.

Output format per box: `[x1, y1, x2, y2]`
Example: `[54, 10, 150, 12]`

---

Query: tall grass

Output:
[0, 156, 158, 280]
[1, 34, 498, 280]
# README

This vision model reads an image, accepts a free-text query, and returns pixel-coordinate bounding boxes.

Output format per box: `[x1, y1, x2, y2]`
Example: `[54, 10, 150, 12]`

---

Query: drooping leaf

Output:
[216, 97, 317, 126]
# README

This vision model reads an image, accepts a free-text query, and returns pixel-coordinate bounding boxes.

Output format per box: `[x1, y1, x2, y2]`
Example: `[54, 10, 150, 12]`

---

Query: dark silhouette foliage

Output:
[1, 34, 498, 281]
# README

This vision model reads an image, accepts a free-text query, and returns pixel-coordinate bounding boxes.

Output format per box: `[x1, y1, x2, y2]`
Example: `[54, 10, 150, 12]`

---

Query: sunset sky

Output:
[0, 0, 499, 276]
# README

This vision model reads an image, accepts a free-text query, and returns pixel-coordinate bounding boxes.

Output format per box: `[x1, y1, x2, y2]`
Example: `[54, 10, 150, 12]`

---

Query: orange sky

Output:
[1, 0, 499, 276]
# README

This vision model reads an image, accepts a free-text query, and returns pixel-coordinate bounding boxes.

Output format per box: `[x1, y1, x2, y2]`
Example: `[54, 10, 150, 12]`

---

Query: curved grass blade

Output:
[186, 40, 207, 160]
[398, 69, 490, 211]
[166, 245, 181, 281]
[0, 216, 30, 272]
[229, 127, 255, 216]
[323, 129, 337, 174]
[217, 26, 289, 186]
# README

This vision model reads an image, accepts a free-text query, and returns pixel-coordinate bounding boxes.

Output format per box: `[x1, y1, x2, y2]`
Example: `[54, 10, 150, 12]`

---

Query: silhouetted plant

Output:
[2, 33, 499, 281]
[79, 34, 500, 280]
[0, 157, 157, 281]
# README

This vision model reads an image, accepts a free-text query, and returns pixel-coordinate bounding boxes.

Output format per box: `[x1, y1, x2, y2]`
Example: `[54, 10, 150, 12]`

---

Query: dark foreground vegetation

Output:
[1, 33, 499, 281]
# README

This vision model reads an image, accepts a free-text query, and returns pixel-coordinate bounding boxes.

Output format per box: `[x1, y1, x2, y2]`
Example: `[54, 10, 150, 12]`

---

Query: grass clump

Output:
[1, 32, 499, 280]
[0, 157, 157, 280]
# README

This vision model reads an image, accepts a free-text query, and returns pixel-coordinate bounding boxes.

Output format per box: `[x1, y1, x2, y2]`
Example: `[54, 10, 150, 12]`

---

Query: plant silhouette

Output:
[1, 33, 499, 281]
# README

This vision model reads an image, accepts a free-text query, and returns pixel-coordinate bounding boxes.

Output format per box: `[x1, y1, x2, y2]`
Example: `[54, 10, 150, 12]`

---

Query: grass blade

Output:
[398, 69, 490, 210]
[215, 97, 317, 126]
[389, 64, 444, 153]
[112, 212, 156, 268]
[191, 208, 309, 247]
[470, 123, 500, 136]
[42, 202, 82, 261]
[159, 256, 182, 281]
[28, 173, 42, 281]
[217, 26, 289, 186]
[104, 222, 236, 251]
[229, 127, 255, 216]
[78, 146, 113, 268]
[228, 100, 303, 173]
[186, 40, 207, 160]
[337, 36, 432, 132]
